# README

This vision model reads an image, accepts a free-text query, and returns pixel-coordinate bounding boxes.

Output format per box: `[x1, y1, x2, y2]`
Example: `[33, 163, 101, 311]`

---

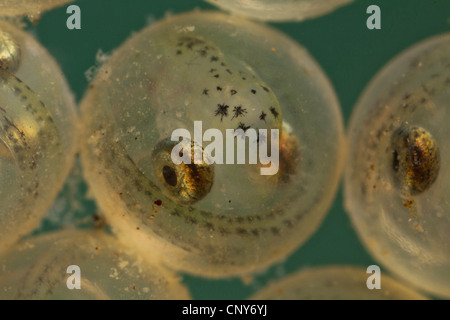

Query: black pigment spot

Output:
[215, 104, 229, 121]
[232, 106, 247, 119]
[163, 166, 177, 186]
[269, 106, 279, 118]
[392, 150, 399, 172]
[236, 122, 251, 132]
[259, 111, 267, 122]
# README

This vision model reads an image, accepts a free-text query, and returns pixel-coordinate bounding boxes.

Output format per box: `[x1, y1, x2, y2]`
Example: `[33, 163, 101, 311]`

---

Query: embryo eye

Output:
[390, 125, 440, 196]
[0, 30, 21, 72]
[152, 137, 214, 205]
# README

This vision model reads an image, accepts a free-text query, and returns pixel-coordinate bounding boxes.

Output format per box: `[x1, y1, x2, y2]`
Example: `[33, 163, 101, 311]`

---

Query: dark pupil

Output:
[163, 166, 177, 186]
[392, 150, 399, 172]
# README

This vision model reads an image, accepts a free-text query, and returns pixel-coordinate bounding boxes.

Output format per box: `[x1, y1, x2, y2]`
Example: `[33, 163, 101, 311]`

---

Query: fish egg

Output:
[345, 33, 450, 298]
[0, 20, 77, 252]
[81, 11, 344, 277]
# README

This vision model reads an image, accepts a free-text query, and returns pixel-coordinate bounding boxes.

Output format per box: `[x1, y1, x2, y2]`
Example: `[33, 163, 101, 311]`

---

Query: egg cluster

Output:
[0, 0, 447, 300]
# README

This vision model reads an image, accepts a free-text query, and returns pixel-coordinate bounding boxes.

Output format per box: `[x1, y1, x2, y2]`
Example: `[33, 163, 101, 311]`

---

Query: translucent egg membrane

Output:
[0, 0, 73, 17]
[81, 11, 344, 278]
[0, 230, 191, 299]
[205, 0, 353, 22]
[345, 33, 450, 298]
[0, 20, 77, 252]
[250, 266, 427, 300]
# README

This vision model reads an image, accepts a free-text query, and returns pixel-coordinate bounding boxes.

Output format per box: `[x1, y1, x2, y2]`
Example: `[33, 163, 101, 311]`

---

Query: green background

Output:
[28, 0, 449, 299]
